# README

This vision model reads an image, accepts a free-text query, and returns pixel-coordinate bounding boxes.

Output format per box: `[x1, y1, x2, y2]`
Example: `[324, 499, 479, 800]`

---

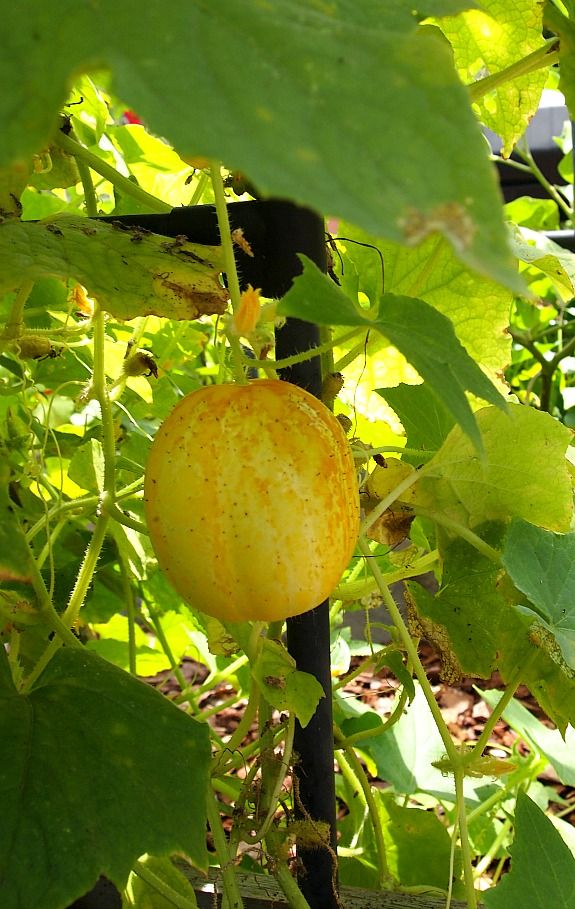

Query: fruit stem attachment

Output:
[210, 161, 247, 385]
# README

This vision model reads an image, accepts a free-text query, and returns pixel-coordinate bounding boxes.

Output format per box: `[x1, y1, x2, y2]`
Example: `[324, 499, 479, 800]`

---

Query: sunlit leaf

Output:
[1, 1, 520, 288]
[418, 404, 573, 532]
[438, 0, 547, 156]
[279, 256, 506, 452]
[509, 225, 575, 300]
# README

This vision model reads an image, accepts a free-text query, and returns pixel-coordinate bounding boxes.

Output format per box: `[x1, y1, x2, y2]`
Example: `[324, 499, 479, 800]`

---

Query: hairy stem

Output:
[334, 736, 391, 886]
[55, 130, 172, 214]
[205, 792, 245, 909]
[210, 161, 246, 384]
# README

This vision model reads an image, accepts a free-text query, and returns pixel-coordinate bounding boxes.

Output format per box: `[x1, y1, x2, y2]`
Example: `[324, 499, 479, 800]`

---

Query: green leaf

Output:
[376, 791, 456, 891]
[483, 792, 575, 909]
[351, 683, 496, 802]
[509, 225, 575, 300]
[2, 1, 520, 288]
[544, 4, 575, 118]
[438, 0, 547, 156]
[337, 224, 513, 378]
[418, 404, 573, 532]
[0, 648, 211, 909]
[251, 639, 324, 728]
[408, 531, 575, 730]
[279, 256, 506, 452]
[0, 453, 34, 584]
[128, 855, 200, 909]
[377, 383, 455, 462]
[479, 691, 575, 787]
[407, 525, 508, 680]
[0, 216, 226, 321]
[68, 438, 105, 493]
[502, 520, 575, 669]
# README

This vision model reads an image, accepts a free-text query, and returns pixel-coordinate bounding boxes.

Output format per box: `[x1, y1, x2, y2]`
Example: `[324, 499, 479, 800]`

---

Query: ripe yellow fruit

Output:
[144, 379, 360, 623]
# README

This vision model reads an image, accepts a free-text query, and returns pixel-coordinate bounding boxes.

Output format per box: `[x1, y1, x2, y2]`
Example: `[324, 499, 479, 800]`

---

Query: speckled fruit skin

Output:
[144, 379, 360, 623]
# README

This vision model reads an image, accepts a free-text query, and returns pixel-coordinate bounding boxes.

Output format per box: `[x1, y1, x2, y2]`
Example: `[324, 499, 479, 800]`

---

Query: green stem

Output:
[468, 38, 560, 104]
[334, 734, 391, 886]
[188, 171, 209, 206]
[242, 715, 295, 845]
[205, 791, 245, 909]
[54, 130, 172, 214]
[334, 335, 370, 373]
[360, 463, 430, 537]
[4, 281, 34, 339]
[454, 769, 477, 909]
[357, 535, 458, 761]
[344, 686, 410, 744]
[410, 506, 501, 563]
[253, 327, 362, 374]
[71, 128, 99, 217]
[516, 140, 573, 220]
[118, 551, 137, 676]
[132, 860, 198, 909]
[147, 604, 190, 692]
[217, 688, 260, 758]
[92, 306, 117, 497]
[25, 537, 82, 650]
[473, 818, 512, 880]
[470, 659, 534, 760]
[352, 444, 436, 461]
[210, 161, 246, 384]
[108, 503, 148, 534]
[21, 513, 109, 691]
[271, 855, 313, 909]
[333, 549, 438, 602]
[192, 654, 249, 696]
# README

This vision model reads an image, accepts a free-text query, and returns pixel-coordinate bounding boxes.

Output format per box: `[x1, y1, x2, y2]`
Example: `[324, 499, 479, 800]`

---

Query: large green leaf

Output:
[483, 792, 575, 908]
[0, 648, 211, 909]
[407, 525, 509, 680]
[0, 216, 226, 321]
[279, 256, 506, 452]
[502, 519, 575, 669]
[375, 791, 456, 891]
[439, 0, 547, 156]
[417, 404, 573, 532]
[1, 1, 519, 288]
[409, 530, 575, 731]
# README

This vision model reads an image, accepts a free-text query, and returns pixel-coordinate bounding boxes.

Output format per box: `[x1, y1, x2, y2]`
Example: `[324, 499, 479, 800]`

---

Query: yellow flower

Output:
[233, 285, 261, 336]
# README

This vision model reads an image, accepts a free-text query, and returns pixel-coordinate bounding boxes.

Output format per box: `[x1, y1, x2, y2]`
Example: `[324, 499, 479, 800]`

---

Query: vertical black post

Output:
[252, 203, 338, 909]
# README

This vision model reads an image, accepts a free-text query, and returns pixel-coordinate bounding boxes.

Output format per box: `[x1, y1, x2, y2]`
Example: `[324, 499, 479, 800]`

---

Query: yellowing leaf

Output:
[439, 0, 547, 156]
[417, 404, 573, 531]
[0, 216, 226, 322]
